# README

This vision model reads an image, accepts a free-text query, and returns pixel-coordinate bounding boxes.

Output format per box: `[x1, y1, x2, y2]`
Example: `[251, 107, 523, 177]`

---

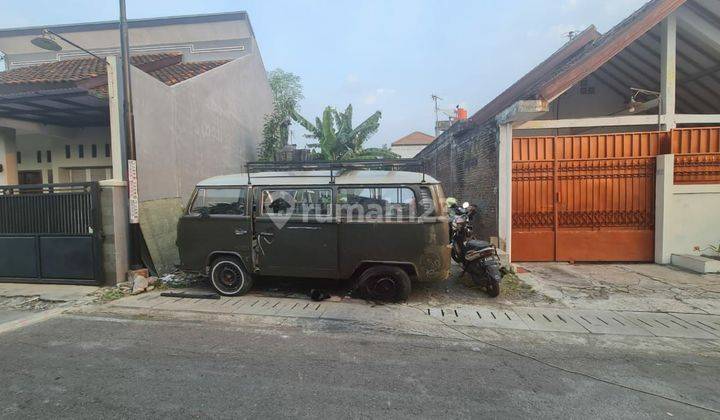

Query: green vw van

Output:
[176, 168, 450, 301]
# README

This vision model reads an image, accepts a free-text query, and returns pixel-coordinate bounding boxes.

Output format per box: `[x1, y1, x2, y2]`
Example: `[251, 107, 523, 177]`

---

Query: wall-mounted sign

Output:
[128, 159, 139, 224]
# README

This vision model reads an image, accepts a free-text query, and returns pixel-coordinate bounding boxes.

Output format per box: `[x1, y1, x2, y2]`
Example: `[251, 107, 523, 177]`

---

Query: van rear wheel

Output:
[357, 265, 411, 302]
[210, 256, 253, 296]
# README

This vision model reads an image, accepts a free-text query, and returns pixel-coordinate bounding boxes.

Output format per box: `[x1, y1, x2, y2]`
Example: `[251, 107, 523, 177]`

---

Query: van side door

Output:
[177, 187, 252, 272]
[253, 186, 338, 278]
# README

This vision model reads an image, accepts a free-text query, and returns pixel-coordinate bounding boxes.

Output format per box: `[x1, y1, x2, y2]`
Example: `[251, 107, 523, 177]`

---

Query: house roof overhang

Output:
[537, 0, 688, 102]
[0, 89, 109, 127]
[467, 0, 691, 128]
[0, 52, 230, 127]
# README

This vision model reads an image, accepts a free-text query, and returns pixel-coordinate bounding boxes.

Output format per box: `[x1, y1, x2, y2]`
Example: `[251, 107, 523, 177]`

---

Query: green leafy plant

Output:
[259, 69, 304, 161]
[291, 104, 398, 161]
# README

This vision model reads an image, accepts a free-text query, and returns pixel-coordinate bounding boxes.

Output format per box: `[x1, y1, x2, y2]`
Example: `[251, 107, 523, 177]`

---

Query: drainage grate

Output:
[512, 309, 588, 333]
[567, 310, 652, 336]
[665, 313, 720, 339]
[620, 312, 717, 339]
[427, 307, 529, 330]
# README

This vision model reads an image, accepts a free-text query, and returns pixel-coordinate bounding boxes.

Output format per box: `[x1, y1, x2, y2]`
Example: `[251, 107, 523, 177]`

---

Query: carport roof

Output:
[0, 53, 230, 126]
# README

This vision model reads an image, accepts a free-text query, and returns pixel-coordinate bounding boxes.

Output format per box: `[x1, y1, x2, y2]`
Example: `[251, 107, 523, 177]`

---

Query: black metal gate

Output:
[0, 182, 102, 285]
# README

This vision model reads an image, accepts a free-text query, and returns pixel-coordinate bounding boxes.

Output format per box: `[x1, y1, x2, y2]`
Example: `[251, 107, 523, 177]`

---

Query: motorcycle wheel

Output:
[486, 281, 500, 297]
[468, 262, 502, 298]
[484, 263, 502, 298]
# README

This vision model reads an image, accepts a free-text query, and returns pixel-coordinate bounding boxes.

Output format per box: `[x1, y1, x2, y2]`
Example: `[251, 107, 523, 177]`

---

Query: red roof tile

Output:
[148, 61, 230, 85]
[391, 131, 435, 146]
[0, 52, 230, 98]
[0, 53, 181, 85]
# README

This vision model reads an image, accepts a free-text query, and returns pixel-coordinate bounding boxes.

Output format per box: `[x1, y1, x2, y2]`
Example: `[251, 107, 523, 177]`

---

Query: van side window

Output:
[262, 188, 332, 216]
[190, 188, 247, 215]
[338, 187, 417, 219]
[418, 186, 435, 216]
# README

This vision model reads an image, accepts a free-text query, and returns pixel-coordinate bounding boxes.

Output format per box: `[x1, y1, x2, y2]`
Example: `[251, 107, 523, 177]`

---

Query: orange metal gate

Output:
[671, 127, 720, 185]
[512, 132, 665, 262]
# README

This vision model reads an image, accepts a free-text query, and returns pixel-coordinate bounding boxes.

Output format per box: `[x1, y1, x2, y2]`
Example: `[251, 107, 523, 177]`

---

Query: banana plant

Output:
[292, 104, 397, 161]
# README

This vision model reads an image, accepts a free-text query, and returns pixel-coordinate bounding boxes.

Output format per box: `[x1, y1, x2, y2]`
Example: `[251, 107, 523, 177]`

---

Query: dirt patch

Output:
[0, 296, 63, 312]
[409, 264, 540, 306]
[126, 265, 541, 307]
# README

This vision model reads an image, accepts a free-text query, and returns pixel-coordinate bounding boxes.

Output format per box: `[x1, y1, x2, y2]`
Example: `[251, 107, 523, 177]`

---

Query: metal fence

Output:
[0, 182, 102, 284]
[0, 183, 99, 235]
[670, 127, 720, 185]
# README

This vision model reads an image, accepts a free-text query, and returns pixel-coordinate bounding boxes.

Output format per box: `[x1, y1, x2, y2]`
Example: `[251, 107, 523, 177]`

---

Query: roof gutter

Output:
[495, 99, 549, 126]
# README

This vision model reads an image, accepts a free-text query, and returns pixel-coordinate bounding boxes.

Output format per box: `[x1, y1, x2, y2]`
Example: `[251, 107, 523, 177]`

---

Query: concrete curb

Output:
[0, 306, 68, 336]
[107, 292, 720, 341]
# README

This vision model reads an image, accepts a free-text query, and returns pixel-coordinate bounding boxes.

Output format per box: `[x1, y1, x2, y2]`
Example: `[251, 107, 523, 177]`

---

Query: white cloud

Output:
[363, 88, 396, 105]
[345, 73, 359, 84]
[561, 0, 579, 11]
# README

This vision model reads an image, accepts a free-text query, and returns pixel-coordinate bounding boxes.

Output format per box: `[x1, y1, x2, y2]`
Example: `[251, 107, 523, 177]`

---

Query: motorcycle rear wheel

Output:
[486, 281, 500, 297]
[468, 262, 502, 298]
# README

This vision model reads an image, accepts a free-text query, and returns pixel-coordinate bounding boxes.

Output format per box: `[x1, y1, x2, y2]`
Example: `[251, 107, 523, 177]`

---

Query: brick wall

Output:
[416, 120, 499, 241]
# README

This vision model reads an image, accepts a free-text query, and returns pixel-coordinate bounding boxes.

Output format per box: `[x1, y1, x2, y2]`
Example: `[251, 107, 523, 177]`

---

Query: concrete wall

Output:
[98, 180, 129, 285]
[670, 185, 720, 256]
[416, 120, 499, 242]
[390, 144, 427, 159]
[132, 47, 271, 272]
[655, 154, 720, 263]
[133, 46, 271, 203]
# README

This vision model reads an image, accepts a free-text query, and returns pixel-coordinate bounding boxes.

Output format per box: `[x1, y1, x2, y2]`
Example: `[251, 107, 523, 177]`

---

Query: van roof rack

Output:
[244, 159, 427, 184]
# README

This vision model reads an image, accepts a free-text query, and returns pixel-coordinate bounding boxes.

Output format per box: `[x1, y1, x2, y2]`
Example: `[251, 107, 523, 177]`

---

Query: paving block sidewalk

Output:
[516, 262, 720, 314]
[0, 283, 99, 335]
[108, 291, 720, 340]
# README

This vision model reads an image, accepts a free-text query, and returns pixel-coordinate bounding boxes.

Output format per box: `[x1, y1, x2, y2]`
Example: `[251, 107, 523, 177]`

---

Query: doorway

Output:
[18, 170, 43, 185]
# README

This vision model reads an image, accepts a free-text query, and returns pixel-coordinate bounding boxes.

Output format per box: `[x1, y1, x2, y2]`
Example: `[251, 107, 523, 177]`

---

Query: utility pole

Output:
[119, 0, 141, 264]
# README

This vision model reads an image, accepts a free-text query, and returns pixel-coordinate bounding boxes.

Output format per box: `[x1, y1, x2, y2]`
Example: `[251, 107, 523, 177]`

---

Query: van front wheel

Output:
[357, 265, 411, 302]
[210, 256, 253, 296]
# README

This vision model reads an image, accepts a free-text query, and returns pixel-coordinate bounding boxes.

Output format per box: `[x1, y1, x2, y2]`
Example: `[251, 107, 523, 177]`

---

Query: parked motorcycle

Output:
[450, 202, 502, 297]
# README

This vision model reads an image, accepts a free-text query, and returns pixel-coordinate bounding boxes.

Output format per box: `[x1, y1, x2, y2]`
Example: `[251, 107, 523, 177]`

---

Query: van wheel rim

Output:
[213, 262, 244, 293]
[367, 276, 397, 300]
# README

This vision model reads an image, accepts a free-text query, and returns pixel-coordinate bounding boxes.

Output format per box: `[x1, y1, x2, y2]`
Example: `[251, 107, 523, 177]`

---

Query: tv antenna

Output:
[431, 94, 443, 136]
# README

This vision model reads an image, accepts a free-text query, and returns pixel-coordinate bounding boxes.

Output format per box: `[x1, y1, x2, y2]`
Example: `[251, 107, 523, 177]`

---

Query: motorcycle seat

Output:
[466, 240, 492, 250]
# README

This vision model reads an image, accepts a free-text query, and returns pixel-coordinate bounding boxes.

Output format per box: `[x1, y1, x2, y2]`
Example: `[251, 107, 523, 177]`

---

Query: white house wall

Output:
[14, 127, 111, 183]
[132, 48, 272, 203]
[172, 45, 271, 201]
[669, 184, 720, 258]
[391, 144, 427, 159]
[130, 67, 178, 201]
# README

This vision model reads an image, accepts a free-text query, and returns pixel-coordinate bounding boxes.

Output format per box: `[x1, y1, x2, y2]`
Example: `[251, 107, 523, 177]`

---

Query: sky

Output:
[0, 0, 648, 148]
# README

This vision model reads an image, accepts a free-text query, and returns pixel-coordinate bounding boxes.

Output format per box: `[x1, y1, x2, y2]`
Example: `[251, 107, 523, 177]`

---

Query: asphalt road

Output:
[1, 311, 719, 419]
